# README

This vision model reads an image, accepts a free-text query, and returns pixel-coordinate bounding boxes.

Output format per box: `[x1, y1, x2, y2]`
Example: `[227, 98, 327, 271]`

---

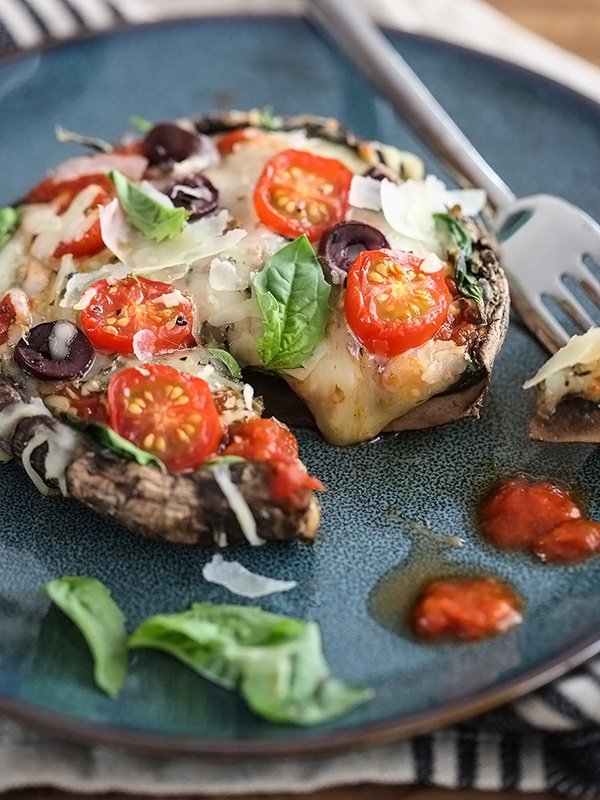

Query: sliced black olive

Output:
[15, 321, 94, 381]
[364, 164, 400, 183]
[163, 173, 219, 220]
[142, 122, 217, 166]
[318, 221, 390, 284]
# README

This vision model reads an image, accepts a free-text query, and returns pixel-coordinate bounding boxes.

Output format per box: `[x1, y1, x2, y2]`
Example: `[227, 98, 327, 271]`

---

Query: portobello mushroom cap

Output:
[529, 396, 600, 443]
[194, 110, 510, 435]
[0, 379, 319, 546]
[0, 111, 509, 546]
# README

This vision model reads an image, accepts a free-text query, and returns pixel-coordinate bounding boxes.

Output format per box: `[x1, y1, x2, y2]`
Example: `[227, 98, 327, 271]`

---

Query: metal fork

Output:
[307, 0, 600, 353]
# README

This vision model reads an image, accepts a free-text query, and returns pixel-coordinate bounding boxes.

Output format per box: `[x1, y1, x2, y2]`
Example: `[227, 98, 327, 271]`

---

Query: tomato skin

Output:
[27, 173, 114, 259]
[221, 417, 323, 507]
[217, 127, 263, 156]
[479, 477, 582, 550]
[0, 294, 16, 346]
[80, 276, 195, 355]
[533, 519, 600, 563]
[269, 460, 324, 509]
[107, 364, 222, 472]
[222, 417, 299, 461]
[344, 250, 451, 357]
[253, 149, 353, 241]
[412, 576, 523, 641]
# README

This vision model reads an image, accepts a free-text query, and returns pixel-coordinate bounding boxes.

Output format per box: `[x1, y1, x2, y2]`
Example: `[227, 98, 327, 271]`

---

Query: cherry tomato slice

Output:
[107, 364, 222, 472]
[217, 127, 264, 156]
[80, 276, 195, 355]
[28, 173, 114, 259]
[344, 250, 451, 357]
[222, 417, 299, 461]
[253, 149, 353, 241]
[412, 576, 523, 641]
[0, 294, 16, 346]
[479, 477, 582, 550]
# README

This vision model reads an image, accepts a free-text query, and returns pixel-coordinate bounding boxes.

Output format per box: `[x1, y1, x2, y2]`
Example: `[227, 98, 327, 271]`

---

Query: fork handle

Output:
[307, 0, 516, 212]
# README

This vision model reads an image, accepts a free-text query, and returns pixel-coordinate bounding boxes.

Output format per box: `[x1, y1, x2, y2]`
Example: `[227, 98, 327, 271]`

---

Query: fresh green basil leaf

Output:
[44, 577, 128, 698]
[129, 114, 153, 133]
[202, 455, 246, 468]
[129, 602, 372, 725]
[434, 212, 484, 314]
[258, 105, 277, 131]
[434, 212, 473, 257]
[109, 170, 189, 242]
[62, 415, 165, 471]
[254, 235, 331, 370]
[207, 348, 242, 380]
[54, 125, 112, 153]
[0, 207, 20, 250]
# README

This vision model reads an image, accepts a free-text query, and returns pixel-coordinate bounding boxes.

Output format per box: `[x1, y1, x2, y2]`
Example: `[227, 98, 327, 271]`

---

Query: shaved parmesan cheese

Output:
[209, 258, 249, 292]
[100, 203, 246, 272]
[420, 252, 445, 274]
[48, 320, 77, 361]
[51, 152, 148, 183]
[154, 288, 188, 307]
[349, 175, 383, 211]
[242, 383, 254, 411]
[138, 180, 175, 208]
[202, 554, 296, 598]
[29, 184, 100, 261]
[132, 329, 156, 362]
[381, 175, 447, 243]
[445, 188, 486, 216]
[0, 230, 26, 295]
[523, 328, 600, 389]
[22, 429, 53, 496]
[212, 463, 264, 547]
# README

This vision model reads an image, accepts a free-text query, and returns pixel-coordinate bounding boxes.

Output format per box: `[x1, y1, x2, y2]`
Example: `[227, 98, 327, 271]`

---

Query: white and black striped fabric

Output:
[0, 1, 599, 796]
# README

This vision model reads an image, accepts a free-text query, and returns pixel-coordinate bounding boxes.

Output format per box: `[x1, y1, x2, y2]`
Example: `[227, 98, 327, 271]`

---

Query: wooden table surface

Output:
[4, 2, 600, 800]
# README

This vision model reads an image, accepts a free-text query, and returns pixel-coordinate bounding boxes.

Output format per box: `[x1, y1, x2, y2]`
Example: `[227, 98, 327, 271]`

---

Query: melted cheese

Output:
[270, 307, 466, 445]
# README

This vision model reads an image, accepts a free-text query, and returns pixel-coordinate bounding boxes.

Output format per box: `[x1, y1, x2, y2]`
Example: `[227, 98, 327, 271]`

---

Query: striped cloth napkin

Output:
[0, 1, 598, 797]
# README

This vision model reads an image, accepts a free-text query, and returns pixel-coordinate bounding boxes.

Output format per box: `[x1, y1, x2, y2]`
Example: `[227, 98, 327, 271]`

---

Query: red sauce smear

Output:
[412, 576, 522, 641]
[480, 476, 600, 564]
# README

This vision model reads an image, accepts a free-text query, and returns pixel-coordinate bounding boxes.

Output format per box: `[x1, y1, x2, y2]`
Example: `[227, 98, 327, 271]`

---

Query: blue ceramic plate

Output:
[0, 16, 599, 757]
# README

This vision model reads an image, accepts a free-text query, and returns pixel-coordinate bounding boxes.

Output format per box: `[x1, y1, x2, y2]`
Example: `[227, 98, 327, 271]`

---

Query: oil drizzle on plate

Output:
[368, 520, 464, 638]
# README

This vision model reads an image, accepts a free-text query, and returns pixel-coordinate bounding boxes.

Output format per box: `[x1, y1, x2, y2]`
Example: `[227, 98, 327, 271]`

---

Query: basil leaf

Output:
[129, 114, 153, 133]
[254, 236, 331, 370]
[258, 105, 277, 131]
[63, 415, 165, 471]
[129, 602, 373, 725]
[207, 347, 242, 380]
[44, 577, 128, 698]
[0, 207, 20, 250]
[109, 170, 189, 242]
[434, 212, 484, 314]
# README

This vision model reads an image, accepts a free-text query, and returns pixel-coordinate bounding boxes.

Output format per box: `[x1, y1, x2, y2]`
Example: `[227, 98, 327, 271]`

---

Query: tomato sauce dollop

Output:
[412, 576, 523, 642]
[479, 476, 600, 564]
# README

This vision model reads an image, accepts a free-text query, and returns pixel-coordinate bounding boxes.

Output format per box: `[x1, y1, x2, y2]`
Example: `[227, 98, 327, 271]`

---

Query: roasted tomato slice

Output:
[344, 249, 451, 357]
[253, 149, 353, 241]
[28, 173, 114, 259]
[0, 294, 16, 346]
[217, 127, 264, 156]
[80, 276, 195, 355]
[222, 417, 299, 461]
[107, 364, 222, 472]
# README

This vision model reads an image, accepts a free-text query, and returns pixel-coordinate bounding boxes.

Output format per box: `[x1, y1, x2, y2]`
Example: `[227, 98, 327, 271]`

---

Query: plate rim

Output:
[0, 14, 599, 758]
